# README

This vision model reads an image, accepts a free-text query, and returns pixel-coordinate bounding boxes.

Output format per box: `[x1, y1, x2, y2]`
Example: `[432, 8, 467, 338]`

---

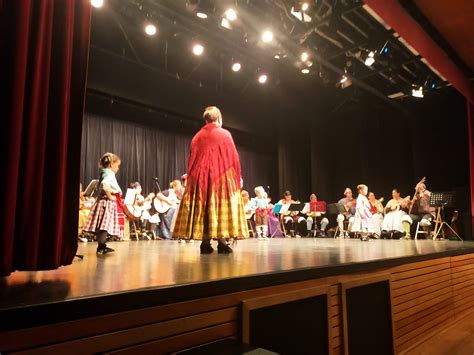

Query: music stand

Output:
[429, 192, 461, 241]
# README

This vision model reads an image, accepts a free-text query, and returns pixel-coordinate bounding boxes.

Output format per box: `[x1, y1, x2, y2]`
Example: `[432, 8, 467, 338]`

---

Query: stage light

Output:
[290, 6, 312, 22]
[301, 68, 310, 74]
[258, 74, 268, 84]
[193, 44, 204, 56]
[232, 62, 241, 72]
[301, 52, 309, 62]
[364, 51, 375, 66]
[144, 24, 157, 36]
[411, 86, 424, 98]
[339, 73, 352, 88]
[196, 12, 208, 19]
[274, 54, 280, 59]
[221, 18, 232, 30]
[225, 8, 237, 21]
[91, 0, 103, 8]
[262, 30, 273, 43]
[302, 2, 309, 11]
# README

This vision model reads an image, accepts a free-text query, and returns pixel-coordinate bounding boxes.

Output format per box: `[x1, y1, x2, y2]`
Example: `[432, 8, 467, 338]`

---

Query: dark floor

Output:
[2, 238, 474, 312]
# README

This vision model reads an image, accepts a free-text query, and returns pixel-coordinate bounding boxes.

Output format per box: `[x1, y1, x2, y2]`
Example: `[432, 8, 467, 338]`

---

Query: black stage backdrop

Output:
[80, 113, 275, 195]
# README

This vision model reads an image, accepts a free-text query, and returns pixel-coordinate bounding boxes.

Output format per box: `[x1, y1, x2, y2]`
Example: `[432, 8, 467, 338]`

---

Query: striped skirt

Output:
[82, 199, 121, 237]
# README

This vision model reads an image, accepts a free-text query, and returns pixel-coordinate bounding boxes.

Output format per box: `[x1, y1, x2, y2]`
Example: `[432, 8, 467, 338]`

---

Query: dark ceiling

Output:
[90, 0, 452, 104]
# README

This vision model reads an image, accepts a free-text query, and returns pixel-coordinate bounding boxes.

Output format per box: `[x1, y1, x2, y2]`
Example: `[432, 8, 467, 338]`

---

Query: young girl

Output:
[352, 184, 374, 241]
[82, 152, 122, 254]
[251, 186, 270, 240]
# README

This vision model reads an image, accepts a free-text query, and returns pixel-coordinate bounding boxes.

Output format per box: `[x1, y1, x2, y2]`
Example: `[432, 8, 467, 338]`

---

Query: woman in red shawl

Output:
[173, 106, 248, 254]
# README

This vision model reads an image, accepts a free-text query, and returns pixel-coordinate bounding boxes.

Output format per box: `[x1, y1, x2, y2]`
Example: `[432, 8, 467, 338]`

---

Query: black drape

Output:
[81, 114, 276, 195]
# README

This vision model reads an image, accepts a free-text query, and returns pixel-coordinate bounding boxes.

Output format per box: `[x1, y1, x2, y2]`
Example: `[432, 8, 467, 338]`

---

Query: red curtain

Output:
[0, 0, 91, 276]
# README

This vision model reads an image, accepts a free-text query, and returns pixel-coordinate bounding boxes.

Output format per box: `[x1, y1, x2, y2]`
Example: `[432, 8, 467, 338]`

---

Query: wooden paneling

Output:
[2, 254, 474, 354]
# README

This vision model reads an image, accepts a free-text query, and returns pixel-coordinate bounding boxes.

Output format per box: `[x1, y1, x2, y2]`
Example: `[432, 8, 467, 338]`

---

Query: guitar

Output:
[153, 196, 178, 214]
[408, 177, 427, 215]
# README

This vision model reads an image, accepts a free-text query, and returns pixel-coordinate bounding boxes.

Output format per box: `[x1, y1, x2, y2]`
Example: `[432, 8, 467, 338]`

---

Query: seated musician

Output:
[156, 179, 183, 240]
[368, 192, 384, 237]
[306, 194, 329, 237]
[381, 188, 412, 239]
[337, 188, 356, 237]
[408, 182, 434, 238]
[129, 182, 156, 239]
[78, 183, 94, 242]
[280, 190, 307, 238]
[242, 190, 256, 236]
[250, 186, 270, 240]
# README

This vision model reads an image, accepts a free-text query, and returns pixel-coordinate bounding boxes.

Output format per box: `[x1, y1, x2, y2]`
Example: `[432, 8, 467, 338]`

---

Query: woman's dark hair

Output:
[283, 190, 292, 197]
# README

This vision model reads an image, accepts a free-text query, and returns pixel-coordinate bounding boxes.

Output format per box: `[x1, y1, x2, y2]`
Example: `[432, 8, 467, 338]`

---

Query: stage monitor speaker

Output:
[342, 275, 394, 355]
[242, 286, 330, 355]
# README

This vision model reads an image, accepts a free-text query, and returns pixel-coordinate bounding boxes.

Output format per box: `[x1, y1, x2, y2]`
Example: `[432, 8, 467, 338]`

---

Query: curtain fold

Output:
[80, 114, 276, 197]
[0, 0, 91, 276]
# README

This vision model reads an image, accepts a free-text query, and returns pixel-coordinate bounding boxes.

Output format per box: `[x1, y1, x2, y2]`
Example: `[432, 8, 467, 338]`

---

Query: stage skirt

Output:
[82, 199, 121, 237]
[173, 169, 248, 240]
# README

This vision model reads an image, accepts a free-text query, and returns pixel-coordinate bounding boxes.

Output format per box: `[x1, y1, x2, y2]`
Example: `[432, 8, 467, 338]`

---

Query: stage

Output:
[2, 238, 474, 353]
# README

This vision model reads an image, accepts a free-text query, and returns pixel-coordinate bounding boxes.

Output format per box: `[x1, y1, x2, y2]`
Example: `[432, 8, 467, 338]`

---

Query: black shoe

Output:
[97, 244, 115, 255]
[320, 231, 326, 238]
[200, 242, 214, 254]
[217, 243, 233, 254]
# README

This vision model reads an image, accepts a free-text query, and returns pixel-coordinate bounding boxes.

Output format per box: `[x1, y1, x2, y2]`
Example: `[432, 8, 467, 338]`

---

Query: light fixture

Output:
[262, 30, 273, 43]
[225, 8, 237, 21]
[221, 18, 232, 30]
[193, 44, 204, 56]
[232, 62, 241, 72]
[258, 74, 268, 84]
[144, 24, 157, 36]
[302, 2, 309, 11]
[196, 12, 208, 19]
[339, 72, 352, 89]
[274, 54, 280, 59]
[301, 68, 310, 74]
[301, 52, 309, 62]
[290, 6, 312, 22]
[91, 0, 104, 8]
[364, 51, 375, 66]
[411, 86, 424, 98]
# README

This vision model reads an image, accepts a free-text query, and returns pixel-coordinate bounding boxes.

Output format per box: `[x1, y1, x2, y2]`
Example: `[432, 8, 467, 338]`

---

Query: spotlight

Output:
[144, 24, 157, 36]
[232, 62, 241, 72]
[221, 18, 232, 30]
[411, 86, 424, 98]
[196, 12, 208, 19]
[301, 68, 310, 74]
[225, 8, 237, 21]
[364, 51, 375, 66]
[258, 74, 268, 84]
[274, 54, 280, 59]
[339, 74, 352, 89]
[301, 52, 309, 62]
[91, 0, 103, 8]
[302, 2, 309, 11]
[193, 44, 204, 56]
[262, 30, 273, 43]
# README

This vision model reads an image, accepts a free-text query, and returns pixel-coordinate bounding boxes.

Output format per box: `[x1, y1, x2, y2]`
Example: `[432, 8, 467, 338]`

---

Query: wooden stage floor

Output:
[1, 238, 474, 331]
